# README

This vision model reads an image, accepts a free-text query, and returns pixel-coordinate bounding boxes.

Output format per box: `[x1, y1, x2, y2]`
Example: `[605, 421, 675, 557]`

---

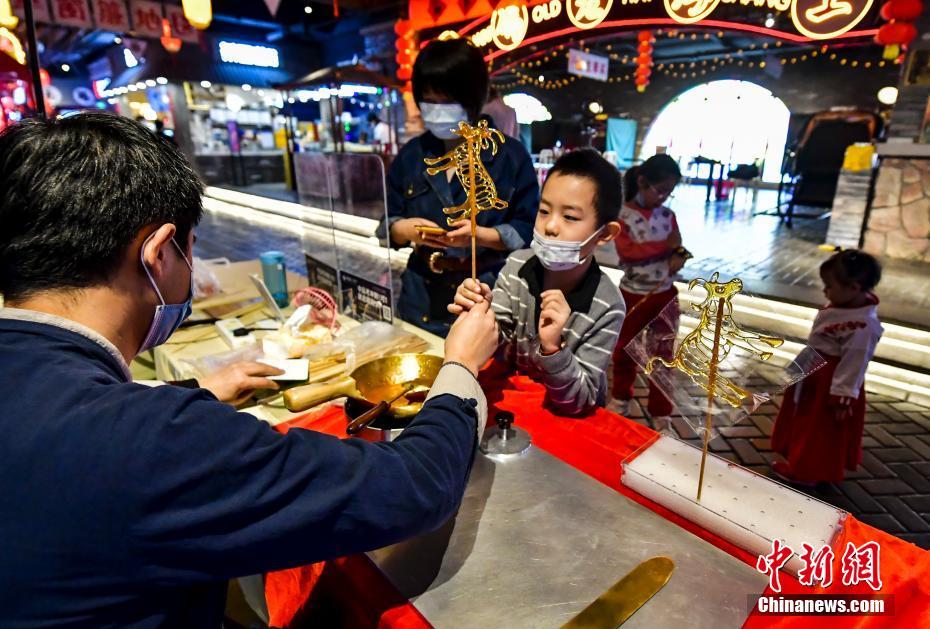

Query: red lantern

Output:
[397, 66, 412, 81]
[635, 75, 648, 85]
[638, 30, 653, 42]
[878, 20, 918, 44]
[396, 50, 411, 66]
[635, 66, 652, 78]
[887, 0, 923, 20]
[160, 18, 182, 53]
[636, 53, 651, 65]
[39, 68, 50, 87]
[638, 41, 653, 55]
[394, 19, 410, 37]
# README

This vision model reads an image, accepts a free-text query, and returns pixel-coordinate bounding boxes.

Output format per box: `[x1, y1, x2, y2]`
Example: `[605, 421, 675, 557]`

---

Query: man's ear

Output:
[598, 221, 621, 244]
[140, 223, 178, 279]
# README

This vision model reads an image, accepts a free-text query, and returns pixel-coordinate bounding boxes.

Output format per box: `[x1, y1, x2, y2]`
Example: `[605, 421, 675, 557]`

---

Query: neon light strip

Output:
[473, 18, 878, 67]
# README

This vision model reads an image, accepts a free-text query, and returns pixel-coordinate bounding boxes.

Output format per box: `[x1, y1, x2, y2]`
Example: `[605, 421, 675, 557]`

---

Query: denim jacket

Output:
[382, 130, 539, 336]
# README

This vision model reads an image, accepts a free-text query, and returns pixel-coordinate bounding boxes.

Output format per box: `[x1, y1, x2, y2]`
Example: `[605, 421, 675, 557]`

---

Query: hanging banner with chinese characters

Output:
[11, 0, 52, 23]
[567, 48, 609, 81]
[51, 0, 92, 28]
[413, 0, 877, 46]
[164, 4, 198, 42]
[91, 0, 130, 31]
[129, 0, 163, 37]
[14, 0, 199, 40]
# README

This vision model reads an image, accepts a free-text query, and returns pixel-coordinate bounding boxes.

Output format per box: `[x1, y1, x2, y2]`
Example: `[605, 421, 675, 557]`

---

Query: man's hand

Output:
[444, 299, 499, 376]
[830, 395, 855, 421]
[538, 289, 571, 354]
[199, 361, 285, 407]
[448, 278, 493, 316]
[390, 217, 447, 249]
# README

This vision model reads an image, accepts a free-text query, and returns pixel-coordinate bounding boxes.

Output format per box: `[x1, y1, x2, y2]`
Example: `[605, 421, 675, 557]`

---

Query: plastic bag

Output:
[182, 343, 262, 379]
[192, 257, 224, 300]
[622, 275, 825, 439]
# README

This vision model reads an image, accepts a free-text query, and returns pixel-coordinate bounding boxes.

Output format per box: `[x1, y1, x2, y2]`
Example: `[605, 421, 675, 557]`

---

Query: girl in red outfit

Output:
[611, 155, 690, 423]
[771, 250, 883, 484]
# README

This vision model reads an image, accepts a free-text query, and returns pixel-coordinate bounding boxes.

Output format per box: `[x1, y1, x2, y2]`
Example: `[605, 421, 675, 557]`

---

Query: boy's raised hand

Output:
[448, 278, 493, 316]
[538, 289, 571, 354]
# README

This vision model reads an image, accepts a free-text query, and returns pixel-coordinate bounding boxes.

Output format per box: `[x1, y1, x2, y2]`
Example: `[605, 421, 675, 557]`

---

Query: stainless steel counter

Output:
[369, 446, 768, 628]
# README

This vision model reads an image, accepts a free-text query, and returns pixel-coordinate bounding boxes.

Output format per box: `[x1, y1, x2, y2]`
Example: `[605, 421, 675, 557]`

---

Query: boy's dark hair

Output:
[413, 39, 489, 124]
[0, 112, 203, 301]
[546, 149, 623, 226]
[623, 153, 681, 202]
[821, 249, 882, 291]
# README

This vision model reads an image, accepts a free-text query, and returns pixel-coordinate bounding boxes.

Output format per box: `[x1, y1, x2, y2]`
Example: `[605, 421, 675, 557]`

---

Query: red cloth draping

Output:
[263, 362, 930, 628]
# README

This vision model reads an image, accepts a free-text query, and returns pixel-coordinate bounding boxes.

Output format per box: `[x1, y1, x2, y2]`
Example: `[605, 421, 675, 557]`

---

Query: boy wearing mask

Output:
[450, 150, 626, 415]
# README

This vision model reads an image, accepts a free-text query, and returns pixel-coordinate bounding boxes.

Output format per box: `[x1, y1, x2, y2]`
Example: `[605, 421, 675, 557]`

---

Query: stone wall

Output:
[863, 158, 930, 261]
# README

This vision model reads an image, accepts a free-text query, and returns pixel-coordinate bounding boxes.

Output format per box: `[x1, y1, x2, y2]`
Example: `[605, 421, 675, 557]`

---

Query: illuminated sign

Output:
[567, 0, 613, 29]
[792, 0, 872, 38]
[463, 0, 872, 45]
[218, 41, 280, 68]
[492, 3, 529, 50]
[568, 48, 610, 81]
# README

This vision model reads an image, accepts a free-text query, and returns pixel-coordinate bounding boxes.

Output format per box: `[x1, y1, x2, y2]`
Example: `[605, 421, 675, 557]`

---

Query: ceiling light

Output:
[156, 77, 168, 85]
[877, 86, 898, 105]
[200, 80, 212, 88]
[538, 74, 544, 82]
[764, 14, 775, 28]
[304, 5, 313, 13]
[145, 79, 156, 87]
[242, 84, 252, 91]
[113, 36, 122, 44]
[61, 64, 70, 72]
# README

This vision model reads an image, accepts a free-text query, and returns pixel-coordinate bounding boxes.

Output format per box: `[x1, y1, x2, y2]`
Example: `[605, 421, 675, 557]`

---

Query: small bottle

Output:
[259, 251, 289, 307]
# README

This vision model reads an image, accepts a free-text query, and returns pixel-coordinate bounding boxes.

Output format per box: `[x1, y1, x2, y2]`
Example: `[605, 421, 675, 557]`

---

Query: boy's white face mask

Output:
[530, 228, 603, 272]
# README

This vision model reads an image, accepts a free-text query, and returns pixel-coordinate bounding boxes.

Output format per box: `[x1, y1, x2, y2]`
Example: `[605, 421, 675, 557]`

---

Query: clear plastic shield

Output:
[294, 151, 341, 307]
[623, 274, 826, 439]
[325, 152, 398, 323]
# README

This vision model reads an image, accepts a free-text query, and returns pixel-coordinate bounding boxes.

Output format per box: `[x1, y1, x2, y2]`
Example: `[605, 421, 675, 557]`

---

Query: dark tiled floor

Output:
[594, 185, 930, 329]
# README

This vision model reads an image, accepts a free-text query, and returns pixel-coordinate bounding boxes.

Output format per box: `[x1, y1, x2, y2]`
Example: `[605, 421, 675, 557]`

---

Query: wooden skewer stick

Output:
[467, 134, 478, 283]
[697, 298, 727, 502]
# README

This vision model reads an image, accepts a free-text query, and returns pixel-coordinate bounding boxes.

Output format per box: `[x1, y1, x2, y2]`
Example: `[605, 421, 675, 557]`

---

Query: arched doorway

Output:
[640, 80, 791, 183]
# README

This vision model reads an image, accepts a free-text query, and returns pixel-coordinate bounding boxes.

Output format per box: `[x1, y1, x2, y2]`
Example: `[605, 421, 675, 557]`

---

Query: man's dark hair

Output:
[0, 112, 203, 301]
[367, 113, 380, 124]
[413, 39, 489, 123]
[821, 249, 882, 291]
[545, 149, 623, 226]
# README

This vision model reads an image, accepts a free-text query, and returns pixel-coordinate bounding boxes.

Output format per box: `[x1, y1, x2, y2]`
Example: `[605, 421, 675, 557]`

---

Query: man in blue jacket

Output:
[0, 112, 499, 627]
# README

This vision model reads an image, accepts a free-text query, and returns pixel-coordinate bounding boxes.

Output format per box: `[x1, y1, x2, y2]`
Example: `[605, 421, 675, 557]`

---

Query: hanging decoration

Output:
[875, 0, 923, 59]
[182, 0, 211, 30]
[160, 18, 182, 53]
[0, 25, 23, 64]
[395, 19, 416, 89]
[635, 30, 654, 93]
[0, 0, 17, 29]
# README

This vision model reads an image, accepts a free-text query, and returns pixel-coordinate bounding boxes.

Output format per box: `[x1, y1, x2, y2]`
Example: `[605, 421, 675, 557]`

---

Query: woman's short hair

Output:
[413, 39, 489, 123]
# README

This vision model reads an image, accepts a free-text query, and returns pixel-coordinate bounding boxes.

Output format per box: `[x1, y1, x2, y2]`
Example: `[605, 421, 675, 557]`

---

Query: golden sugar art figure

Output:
[645, 272, 784, 408]
[423, 120, 509, 223]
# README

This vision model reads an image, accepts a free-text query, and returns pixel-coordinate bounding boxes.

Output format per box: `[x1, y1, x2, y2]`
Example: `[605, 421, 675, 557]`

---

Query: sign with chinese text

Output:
[11, 0, 51, 23]
[165, 3, 197, 43]
[338, 270, 393, 323]
[129, 0, 162, 37]
[91, 0, 130, 31]
[567, 48, 609, 82]
[51, 0, 92, 28]
[422, 0, 876, 47]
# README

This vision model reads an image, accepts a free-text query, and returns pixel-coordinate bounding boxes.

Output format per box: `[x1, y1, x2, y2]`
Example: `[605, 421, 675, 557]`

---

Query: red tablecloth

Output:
[265, 363, 930, 628]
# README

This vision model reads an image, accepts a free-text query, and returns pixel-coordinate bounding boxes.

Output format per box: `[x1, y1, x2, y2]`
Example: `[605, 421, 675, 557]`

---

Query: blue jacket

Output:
[0, 311, 481, 627]
[384, 131, 539, 336]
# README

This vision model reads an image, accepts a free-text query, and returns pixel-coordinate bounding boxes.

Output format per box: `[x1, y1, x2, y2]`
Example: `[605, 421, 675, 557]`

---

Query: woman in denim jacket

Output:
[383, 39, 539, 337]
